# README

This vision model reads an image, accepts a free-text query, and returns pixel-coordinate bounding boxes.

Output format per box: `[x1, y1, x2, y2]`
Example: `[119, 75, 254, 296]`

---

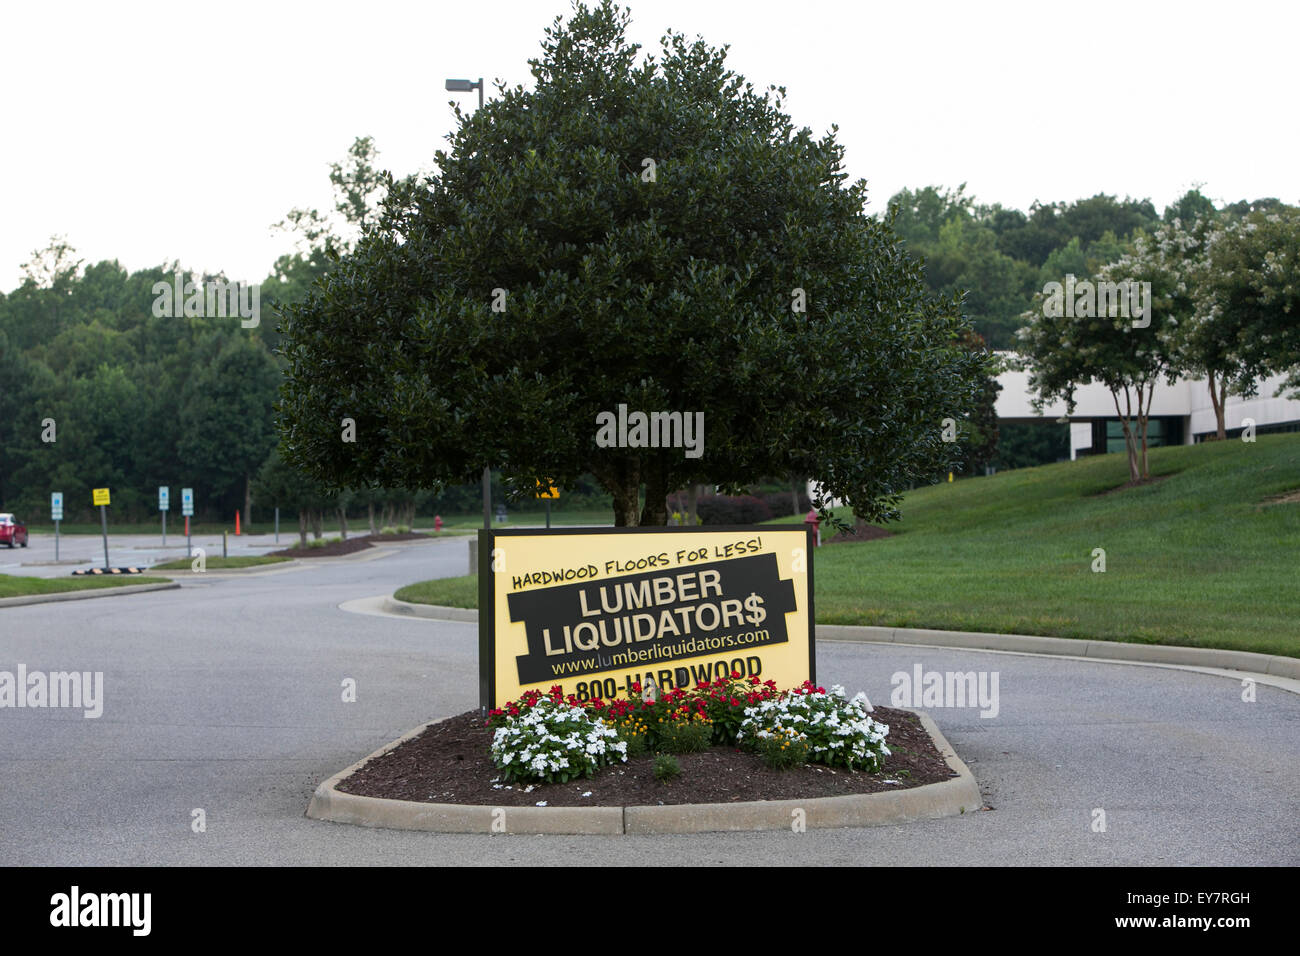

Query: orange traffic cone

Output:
[235, 511, 241, 536]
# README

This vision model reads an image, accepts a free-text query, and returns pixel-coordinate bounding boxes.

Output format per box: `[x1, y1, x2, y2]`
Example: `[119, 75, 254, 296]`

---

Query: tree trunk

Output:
[338, 507, 348, 540]
[310, 510, 323, 539]
[368, 502, 375, 535]
[611, 483, 640, 526]
[243, 475, 252, 533]
[688, 483, 699, 526]
[639, 459, 670, 527]
[1112, 389, 1140, 483]
[297, 511, 308, 548]
[1138, 416, 1150, 479]
[1206, 370, 1227, 440]
[1218, 379, 1228, 441]
[599, 459, 641, 527]
[406, 501, 415, 529]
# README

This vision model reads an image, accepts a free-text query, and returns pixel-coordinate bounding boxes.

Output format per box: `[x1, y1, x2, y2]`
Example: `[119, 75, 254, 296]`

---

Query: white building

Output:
[995, 352, 1300, 459]
[809, 356, 1300, 503]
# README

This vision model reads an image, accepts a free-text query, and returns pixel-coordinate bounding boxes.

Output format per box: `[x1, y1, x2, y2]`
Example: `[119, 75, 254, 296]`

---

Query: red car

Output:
[0, 513, 28, 548]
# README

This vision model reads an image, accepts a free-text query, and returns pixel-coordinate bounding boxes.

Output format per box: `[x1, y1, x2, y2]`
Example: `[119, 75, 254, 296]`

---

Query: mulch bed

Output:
[268, 537, 374, 558]
[335, 705, 956, 807]
[270, 531, 433, 558]
[823, 522, 893, 545]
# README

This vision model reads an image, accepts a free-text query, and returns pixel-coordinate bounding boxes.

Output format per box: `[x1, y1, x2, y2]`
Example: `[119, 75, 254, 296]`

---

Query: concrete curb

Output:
[817, 624, 1300, 681]
[304, 709, 978, 835]
[0, 580, 180, 608]
[382, 596, 478, 622]
[152, 559, 301, 576]
[389, 602, 1300, 682]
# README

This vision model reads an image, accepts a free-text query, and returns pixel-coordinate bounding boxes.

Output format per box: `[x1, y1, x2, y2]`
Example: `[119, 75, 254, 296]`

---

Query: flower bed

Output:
[485, 675, 892, 785]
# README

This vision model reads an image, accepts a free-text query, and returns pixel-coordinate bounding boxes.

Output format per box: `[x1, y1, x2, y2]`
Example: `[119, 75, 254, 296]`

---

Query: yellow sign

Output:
[535, 481, 559, 499]
[92, 488, 111, 506]
[479, 527, 814, 709]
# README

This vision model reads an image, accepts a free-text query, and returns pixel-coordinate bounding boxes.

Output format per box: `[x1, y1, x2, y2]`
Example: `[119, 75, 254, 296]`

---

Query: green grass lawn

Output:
[149, 555, 292, 571]
[0, 574, 173, 598]
[395, 434, 1300, 657]
[394, 576, 480, 607]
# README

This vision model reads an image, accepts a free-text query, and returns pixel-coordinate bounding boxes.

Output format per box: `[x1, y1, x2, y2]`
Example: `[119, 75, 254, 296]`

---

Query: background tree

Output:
[951, 330, 1001, 476]
[1015, 275, 1178, 483]
[1197, 207, 1300, 403]
[178, 334, 281, 526]
[1105, 211, 1237, 436]
[252, 448, 334, 547]
[277, 1, 988, 528]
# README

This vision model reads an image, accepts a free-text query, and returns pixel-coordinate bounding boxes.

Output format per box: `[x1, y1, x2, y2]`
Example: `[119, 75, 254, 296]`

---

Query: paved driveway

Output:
[2, 537, 1296, 865]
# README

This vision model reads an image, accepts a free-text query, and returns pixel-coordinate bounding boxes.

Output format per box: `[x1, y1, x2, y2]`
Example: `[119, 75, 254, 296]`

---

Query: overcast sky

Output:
[3, 0, 1296, 292]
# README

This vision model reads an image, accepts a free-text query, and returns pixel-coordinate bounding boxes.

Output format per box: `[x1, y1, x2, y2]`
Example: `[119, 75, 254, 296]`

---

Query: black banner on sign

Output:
[507, 552, 797, 685]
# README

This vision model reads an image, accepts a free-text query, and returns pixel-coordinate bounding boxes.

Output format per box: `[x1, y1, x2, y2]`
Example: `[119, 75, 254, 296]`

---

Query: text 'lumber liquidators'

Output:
[478, 527, 814, 710]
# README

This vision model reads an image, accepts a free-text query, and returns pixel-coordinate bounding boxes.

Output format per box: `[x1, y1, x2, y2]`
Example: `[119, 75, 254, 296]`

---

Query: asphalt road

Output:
[2, 536, 1296, 865]
[1, 528, 383, 579]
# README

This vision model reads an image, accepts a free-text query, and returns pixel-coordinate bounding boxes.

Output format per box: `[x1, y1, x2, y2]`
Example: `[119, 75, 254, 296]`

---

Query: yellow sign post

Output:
[478, 526, 814, 710]
[92, 488, 111, 567]
[535, 481, 559, 528]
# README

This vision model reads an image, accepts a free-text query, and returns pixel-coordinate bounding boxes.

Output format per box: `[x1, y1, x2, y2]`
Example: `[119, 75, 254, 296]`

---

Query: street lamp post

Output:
[446, 75, 489, 527]
[444, 77, 484, 110]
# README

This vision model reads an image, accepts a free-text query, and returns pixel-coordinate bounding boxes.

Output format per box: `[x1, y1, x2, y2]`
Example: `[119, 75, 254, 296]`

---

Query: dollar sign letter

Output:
[744, 592, 766, 626]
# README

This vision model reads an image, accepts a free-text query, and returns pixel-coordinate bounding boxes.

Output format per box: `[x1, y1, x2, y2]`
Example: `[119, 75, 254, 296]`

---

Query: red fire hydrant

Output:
[804, 509, 821, 547]
[434, 515, 443, 533]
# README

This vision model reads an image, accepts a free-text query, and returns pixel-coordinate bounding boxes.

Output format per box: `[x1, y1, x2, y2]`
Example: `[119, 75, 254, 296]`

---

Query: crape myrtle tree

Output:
[1197, 207, 1300, 403]
[1015, 271, 1176, 484]
[1113, 212, 1235, 438]
[277, 1, 988, 528]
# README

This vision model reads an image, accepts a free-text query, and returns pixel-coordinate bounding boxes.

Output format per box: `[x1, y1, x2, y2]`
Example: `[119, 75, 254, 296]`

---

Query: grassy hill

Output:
[396, 434, 1300, 657]
[778, 433, 1300, 656]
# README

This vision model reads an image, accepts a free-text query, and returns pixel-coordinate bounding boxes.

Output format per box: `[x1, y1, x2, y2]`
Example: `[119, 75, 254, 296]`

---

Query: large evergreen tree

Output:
[277, 0, 987, 527]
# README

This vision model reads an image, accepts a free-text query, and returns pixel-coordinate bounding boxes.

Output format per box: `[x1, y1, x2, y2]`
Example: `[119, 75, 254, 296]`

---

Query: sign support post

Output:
[92, 487, 111, 569]
[159, 486, 169, 547]
[51, 492, 63, 561]
[182, 488, 194, 558]
[536, 480, 559, 530]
